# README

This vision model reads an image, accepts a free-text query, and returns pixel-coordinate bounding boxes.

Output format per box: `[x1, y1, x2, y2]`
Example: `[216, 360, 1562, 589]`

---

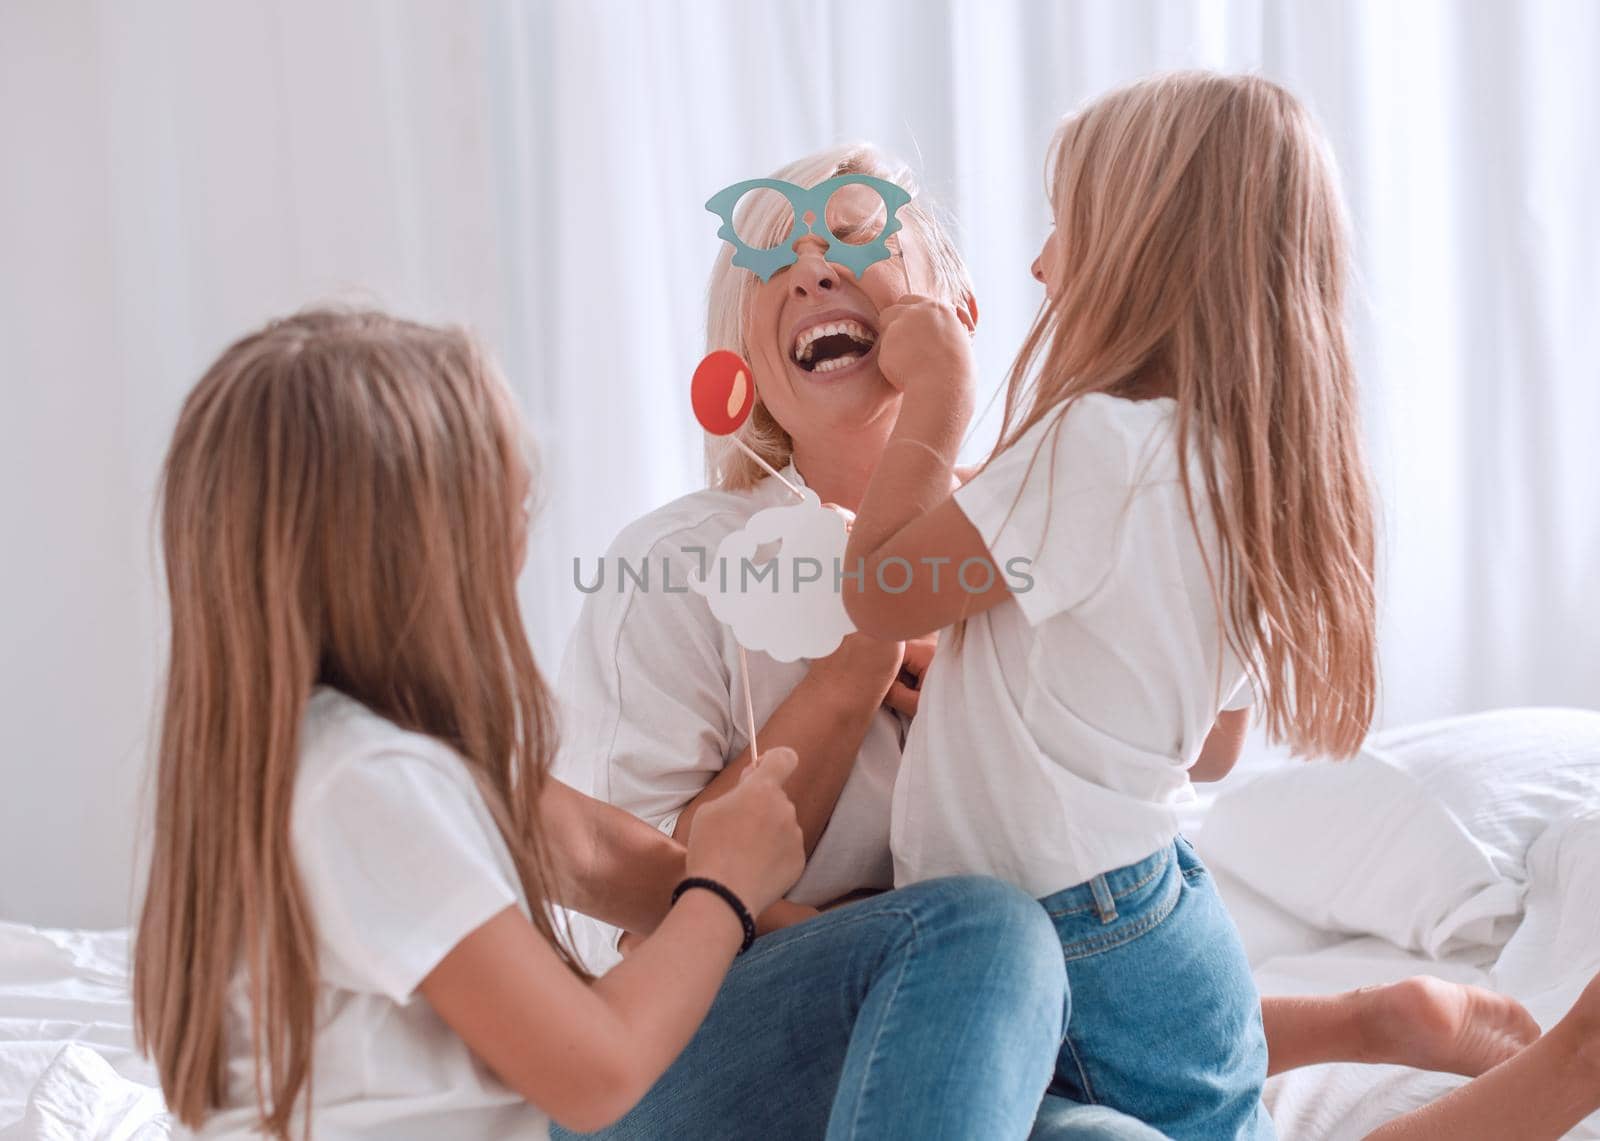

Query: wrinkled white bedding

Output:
[3, 710, 1597, 1139]
[0, 927, 170, 1139]
[1215, 811, 1600, 1139]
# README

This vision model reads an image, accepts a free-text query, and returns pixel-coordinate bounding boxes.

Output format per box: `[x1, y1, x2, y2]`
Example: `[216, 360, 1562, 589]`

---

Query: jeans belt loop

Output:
[1089, 874, 1117, 924]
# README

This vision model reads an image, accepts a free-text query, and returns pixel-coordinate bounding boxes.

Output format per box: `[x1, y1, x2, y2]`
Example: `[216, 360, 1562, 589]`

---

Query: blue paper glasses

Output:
[705, 174, 913, 282]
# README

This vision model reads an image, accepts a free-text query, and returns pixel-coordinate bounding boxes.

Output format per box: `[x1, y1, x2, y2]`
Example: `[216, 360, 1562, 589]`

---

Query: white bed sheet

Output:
[0, 925, 169, 1139]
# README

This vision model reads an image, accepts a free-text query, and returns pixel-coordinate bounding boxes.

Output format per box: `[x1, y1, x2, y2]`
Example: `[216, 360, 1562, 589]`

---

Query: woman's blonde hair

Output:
[132, 309, 582, 1137]
[998, 71, 1377, 757]
[704, 143, 972, 489]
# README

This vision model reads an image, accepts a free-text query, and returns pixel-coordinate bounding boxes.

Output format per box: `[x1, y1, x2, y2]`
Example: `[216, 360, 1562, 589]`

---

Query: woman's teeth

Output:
[792, 318, 877, 366]
[811, 353, 861, 373]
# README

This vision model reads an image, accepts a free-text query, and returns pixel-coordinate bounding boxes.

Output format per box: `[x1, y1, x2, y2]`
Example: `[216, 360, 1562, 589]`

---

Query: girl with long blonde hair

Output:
[132, 308, 809, 1138]
[843, 71, 1374, 1139]
[842, 67, 1600, 1141]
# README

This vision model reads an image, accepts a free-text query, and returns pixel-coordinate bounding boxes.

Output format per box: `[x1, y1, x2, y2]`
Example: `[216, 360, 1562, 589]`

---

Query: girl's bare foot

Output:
[1360, 974, 1600, 1141]
[1360, 976, 1541, 1076]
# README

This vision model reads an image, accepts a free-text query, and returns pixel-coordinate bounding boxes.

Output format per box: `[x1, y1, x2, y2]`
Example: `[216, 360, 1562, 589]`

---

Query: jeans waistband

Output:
[1038, 843, 1173, 924]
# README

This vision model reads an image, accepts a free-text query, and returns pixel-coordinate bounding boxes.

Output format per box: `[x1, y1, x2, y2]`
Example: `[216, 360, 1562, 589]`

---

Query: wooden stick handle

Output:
[731, 438, 805, 500]
[737, 644, 760, 766]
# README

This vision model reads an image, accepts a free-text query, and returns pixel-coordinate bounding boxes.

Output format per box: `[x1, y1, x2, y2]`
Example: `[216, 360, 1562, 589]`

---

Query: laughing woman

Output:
[556, 144, 1552, 1140]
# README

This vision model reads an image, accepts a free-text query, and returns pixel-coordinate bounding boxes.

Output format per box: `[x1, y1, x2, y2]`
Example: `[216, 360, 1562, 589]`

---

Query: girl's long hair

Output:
[132, 309, 583, 1137]
[998, 72, 1377, 757]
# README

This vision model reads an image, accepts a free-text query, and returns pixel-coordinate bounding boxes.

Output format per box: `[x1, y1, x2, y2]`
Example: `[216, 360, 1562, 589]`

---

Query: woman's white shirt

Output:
[893, 394, 1252, 899]
[201, 688, 548, 1141]
[556, 466, 903, 973]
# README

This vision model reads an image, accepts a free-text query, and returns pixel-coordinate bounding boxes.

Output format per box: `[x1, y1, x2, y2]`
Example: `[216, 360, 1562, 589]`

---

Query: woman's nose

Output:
[1031, 256, 1045, 284]
[789, 239, 837, 297]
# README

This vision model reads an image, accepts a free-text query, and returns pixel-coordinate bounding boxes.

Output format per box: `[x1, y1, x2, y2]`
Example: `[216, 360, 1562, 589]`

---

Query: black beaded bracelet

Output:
[671, 877, 756, 954]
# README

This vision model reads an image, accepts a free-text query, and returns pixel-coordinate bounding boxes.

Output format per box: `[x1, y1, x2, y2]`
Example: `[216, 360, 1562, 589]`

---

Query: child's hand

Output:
[683, 746, 805, 918]
[876, 293, 976, 402]
[884, 633, 937, 718]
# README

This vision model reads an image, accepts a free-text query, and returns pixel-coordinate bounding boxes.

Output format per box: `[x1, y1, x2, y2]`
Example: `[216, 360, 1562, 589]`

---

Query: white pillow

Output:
[1491, 807, 1600, 1031]
[1364, 708, 1600, 876]
[1197, 707, 1600, 958]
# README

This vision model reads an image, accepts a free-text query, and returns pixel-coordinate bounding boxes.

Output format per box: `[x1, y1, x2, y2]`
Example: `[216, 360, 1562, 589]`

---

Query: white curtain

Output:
[2, 0, 1595, 926]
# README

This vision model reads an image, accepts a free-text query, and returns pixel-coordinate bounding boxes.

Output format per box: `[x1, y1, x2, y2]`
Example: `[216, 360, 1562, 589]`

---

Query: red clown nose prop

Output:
[691, 350, 756, 436]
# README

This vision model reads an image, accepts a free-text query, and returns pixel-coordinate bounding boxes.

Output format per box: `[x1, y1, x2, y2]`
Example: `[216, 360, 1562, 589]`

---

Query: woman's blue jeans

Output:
[552, 876, 1157, 1140]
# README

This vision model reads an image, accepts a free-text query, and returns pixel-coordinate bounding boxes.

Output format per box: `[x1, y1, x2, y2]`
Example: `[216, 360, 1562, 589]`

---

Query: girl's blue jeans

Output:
[1039, 836, 1274, 1141]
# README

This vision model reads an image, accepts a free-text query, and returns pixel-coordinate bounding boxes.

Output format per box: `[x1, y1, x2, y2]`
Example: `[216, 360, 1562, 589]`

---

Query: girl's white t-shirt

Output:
[892, 394, 1253, 900]
[555, 465, 904, 974]
[200, 688, 549, 1140]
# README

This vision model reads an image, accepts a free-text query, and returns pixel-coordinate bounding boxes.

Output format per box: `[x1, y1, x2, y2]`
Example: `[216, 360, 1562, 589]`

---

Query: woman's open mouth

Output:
[790, 317, 879, 375]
